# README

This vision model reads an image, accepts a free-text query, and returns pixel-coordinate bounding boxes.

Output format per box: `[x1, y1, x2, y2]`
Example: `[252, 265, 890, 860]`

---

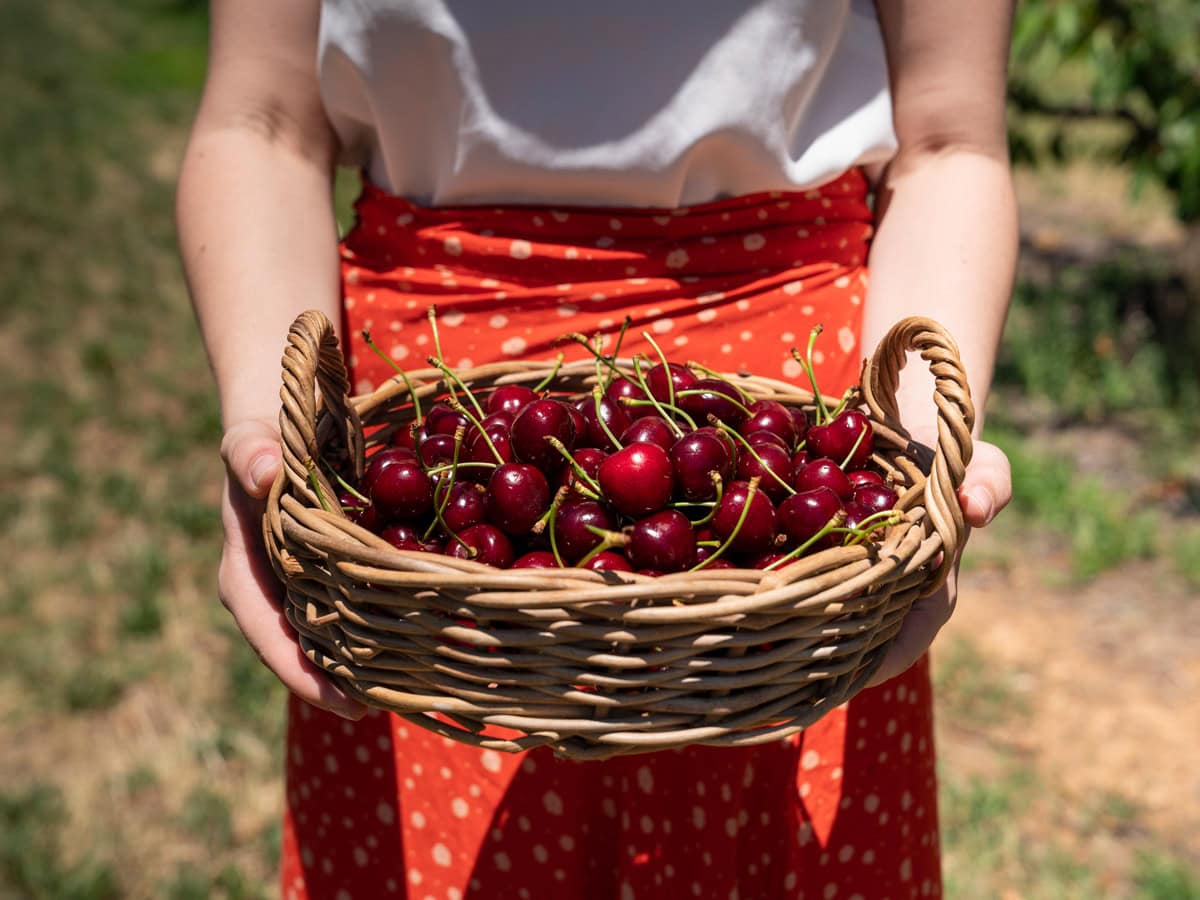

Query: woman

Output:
[178, 1, 1015, 896]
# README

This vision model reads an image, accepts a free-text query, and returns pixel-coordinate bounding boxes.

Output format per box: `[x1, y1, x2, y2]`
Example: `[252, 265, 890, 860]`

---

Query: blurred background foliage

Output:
[0, 0, 1197, 898]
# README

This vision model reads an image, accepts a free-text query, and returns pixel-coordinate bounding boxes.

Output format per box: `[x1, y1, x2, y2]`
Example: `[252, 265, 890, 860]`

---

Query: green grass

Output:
[1134, 851, 1200, 900]
[933, 637, 1030, 728]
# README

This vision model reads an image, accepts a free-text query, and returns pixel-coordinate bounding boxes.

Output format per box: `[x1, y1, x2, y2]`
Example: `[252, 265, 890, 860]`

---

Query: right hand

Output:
[219, 417, 367, 719]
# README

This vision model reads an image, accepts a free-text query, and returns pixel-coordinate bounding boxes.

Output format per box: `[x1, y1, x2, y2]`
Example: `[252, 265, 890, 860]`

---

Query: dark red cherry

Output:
[486, 384, 539, 417]
[806, 409, 874, 470]
[853, 483, 897, 515]
[735, 442, 793, 503]
[778, 486, 842, 546]
[370, 460, 433, 522]
[711, 481, 777, 554]
[485, 463, 550, 536]
[739, 399, 800, 449]
[390, 422, 419, 450]
[556, 447, 608, 496]
[418, 432, 458, 469]
[746, 551, 788, 569]
[678, 378, 748, 428]
[511, 550, 560, 569]
[436, 481, 488, 534]
[842, 500, 869, 532]
[362, 446, 419, 495]
[847, 469, 884, 490]
[597, 442, 675, 518]
[645, 362, 697, 404]
[574, 395, 631, 451]
[581, 551, 634, 573]
[605, 376, 648, 407]
[620, 416, 678, 452]
[627, 510, 696, 573]
[670, 430, 733, 502]
[447, 524, 514, 568]
[511, 399, 576, 471]
[465, 424, 514, 476]
[553, 500, 618, 563]
[425, 402, 470, 438]
[789, 406, 810, 443]
[380, 522, 443, 554]
[696, 424, 739, 462]
[794, 458, 853, 501]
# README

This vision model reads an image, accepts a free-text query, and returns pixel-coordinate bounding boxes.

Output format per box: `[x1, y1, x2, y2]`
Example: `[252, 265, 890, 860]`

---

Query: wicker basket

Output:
[264, 310, 974, 759]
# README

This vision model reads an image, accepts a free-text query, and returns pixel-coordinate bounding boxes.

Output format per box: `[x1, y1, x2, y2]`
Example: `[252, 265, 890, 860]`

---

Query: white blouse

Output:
[318, 0, 897, 207]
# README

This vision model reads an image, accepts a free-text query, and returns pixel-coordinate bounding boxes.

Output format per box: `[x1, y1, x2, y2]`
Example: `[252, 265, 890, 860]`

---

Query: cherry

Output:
[487, 384, 539, 417]
[842, 500, 869, 531]
[670, 430, 732, 502]
[581, 551, 633, 572]
[847, 469, 884, 489]
[794, 458, 853, 501]
[739, 399, 800, 449]
[362, 446, 419, 495]
[511, 550, 560, 569]
[696, 424, 739, 461]
[464, 423, 513, 474]
[605, 376, 648, 407]
[746, 551, 788, 569]
[645, 362, 697, 404]
[436, 481, 488, 534]
[417, 432, 458, 469]
[620, 416, 678, 452]
[390, 422, 419, 450]
[370, 460, 434, 522]
[339, 491, 379, 531]
[790, 448, 810, 482]
[380, 522, 443, 554]
[485, 463, 550, 536]
[511, 399, 576, 471]
[678, 378, 748, 428]
[778, 486, 842, 547]
[556, 447, 607, 496]
[553, 500, 617, 563]
[735, 441, 793, 503]
[711, 480, 777, 554]
[447, 523, 514, 568]
[627, 510, 696, 573]
[574, 394, 631, 450]
[789, 406, 810, 443]
[597, 442, 675, 518]
[746, 430, 789, 452]
[806, 409, 874, 470]
[424, 402, 470, 438]
[853, 483, 897, 515]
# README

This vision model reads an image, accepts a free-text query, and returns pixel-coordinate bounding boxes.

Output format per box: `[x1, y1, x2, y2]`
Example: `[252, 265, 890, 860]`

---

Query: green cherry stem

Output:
[675, 388, 753, 419]
[684, 362, 756, 406]
[628, 354, 685, 438]
[622, 398, 698, 431]
[690, 476, 761, 572]
[427, 357, 485, 420]
[443, 396, 504, 465]
[642, 331, 677, 411]
[423, 425, 465, 542]
[592, 385, 625, 450]
[533, 353, 566, 393]
[790, 325, 830, 423]
[547, 436, 603, 498]
[362, 329, 424, 422]
[838, 422, 870, 470]
[576, 524, 627, 568]
[545, 487, 571, 566]
[762, 510, 847, 571]
[325, 463, 370, 505]
[305, 458, 332, 513]
[686, 471, 724, 527]
[706, 415, 796, 497]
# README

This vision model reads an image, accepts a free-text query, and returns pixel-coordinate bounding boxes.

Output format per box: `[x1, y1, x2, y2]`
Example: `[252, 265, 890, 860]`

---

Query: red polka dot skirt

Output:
[280, 169, 943, 899]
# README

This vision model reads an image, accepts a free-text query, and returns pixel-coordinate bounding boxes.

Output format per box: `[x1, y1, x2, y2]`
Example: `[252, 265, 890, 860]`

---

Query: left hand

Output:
[866, 438, 1012, 686]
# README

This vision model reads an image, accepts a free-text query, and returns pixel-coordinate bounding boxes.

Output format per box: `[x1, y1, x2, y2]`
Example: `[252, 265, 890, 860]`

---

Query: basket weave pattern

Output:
[264, 312, 974, 758]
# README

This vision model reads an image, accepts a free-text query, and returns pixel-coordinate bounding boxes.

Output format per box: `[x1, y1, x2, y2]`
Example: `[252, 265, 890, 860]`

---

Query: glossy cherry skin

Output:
[580, 551, 634, 573]
[739, 399, 800, 449]
[553, 500, 618, 563]
[435, 481, 488, 534]
[678, 378, 748, 428]
[745, 430, 789, 452]
[842, 500, 869, 532]
[627, 510, 696, 573]
[597, 442, 675, 518]
[338, 491, 379, 532]
[605, 376, 648, 407]
[794, 457, 854, 502]
[485, 463, 550, 536]
[446, 523, 514, 568]
[670, 430, 733, 502]
[711, 480, 778, 554]
[370, 460, 434, 522]
[390, 422, 419, 450]
[789, 406, 810, 443]
[424, 402, 470, 438]
[806, 409, 874, 470]
[486, 384, 539, 417]
[847, 469, 885, 489]
[735, 441, 794, 503]
[511, 550, 560, 569]
[417, 432, 458, 469]
[620, 416, 678, 452]
[556, 447, 608, 497]
[362, 446, 419, 496]
[511, 399, 576, 471]
[778, 486, 842, 546]
[696, 424, 739, 462]
[380, 523, 443, 554]
[853, 483, 897, 515]
[645, 362, 698, 404]
[574, 395, 631, 451]
[745, 551, 788, 569]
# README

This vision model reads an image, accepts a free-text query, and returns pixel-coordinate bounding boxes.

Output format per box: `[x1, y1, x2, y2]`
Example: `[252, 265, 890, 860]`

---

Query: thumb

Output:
[221, 418, 283, 499]
[957, 440, 1012, 528]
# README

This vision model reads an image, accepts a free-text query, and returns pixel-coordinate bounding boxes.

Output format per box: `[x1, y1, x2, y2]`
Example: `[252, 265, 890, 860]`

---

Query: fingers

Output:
[958, 439, 1012, 528]
[221, 417, 283, 499]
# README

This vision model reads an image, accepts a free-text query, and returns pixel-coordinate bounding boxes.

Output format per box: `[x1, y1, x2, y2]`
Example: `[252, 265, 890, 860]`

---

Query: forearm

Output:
[862, 147, 1018, 440]
[177, 121, 342, 429]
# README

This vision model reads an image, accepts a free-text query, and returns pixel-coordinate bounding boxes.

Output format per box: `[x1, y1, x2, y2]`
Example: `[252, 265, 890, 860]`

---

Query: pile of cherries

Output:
[328, 321, 900, 575]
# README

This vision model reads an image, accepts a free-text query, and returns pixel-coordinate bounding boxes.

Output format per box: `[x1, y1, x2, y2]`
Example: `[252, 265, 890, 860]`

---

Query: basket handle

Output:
[278, 309, 365, 509]
[860, 317, 975, 592]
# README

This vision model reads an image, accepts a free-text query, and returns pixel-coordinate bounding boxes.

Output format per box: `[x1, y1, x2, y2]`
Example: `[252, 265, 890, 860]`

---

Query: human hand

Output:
[219, 418, 367, 719]
[865, 439, 1011, 687]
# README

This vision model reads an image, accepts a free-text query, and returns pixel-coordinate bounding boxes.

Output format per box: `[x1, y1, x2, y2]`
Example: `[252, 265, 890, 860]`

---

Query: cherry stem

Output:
[592, 385, 624, 450]
[642, 331, 677, 410]
[839, 510, 903, 546]
[576, 524, 627, 568]
[426, 461, 498, 476]
[827, 387, 857, 420]
[428, 357, 485, 420]
[607, 316, 634, 384]
[838, 422, 870, 470]
[547, 436, 603, 497]
[362, 329, 424, 422]
[426, 305, 447, 370]
[423, 426, 465, 542]
[791, 325, 830, 423]
[628, 354, 685, 437]
[443, 397, 504, 465]
[622, 397, 698, 431]
[533, 353, 565, 393]
[676, 388, 753, 419]
[685, 362, 756, 405]
[687, 471, 724, 526]
[325, 463, 369, 505]
[690, 476, 761, 571]
[564, 332, 627, 384]
[706, 415, 795, 497]
[544, 487, 570, 566]
[305, 458, 332, 513]
[762, 510, 848, 571]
